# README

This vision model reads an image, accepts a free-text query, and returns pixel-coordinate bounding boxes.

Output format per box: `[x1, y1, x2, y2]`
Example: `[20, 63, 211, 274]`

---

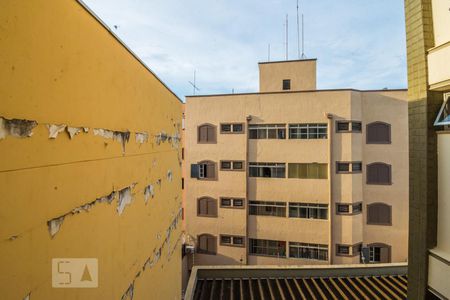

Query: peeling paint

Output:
[167, 170, 173, 182]
[117, 186, 134, 215]
[48, 216, 65, 238]
[135, 132, 148, 144]
[155, 132, 168, 145]
[83, 127, 89, 133]
[47, 124, 67, 139]
[67, 127, 82, 139]
[143, 185, 154, 205]
[8, 235, 19, 241]
[0, 117, 37, 139]
[120, 282, 134, 300]
[93, 128, 114, 139]
[23, 293, 30, 300]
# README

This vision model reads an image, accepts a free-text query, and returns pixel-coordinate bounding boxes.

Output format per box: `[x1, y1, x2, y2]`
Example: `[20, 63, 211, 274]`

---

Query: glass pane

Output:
[267, 128, 276, 139]
[233, 161, 243, 170]
[352, 122, 362, 132]
[233, 199, 243, 207]
[221, 161, 231, 169]
[221, 124, 231, 132]
[249, 129, 258, 139]
[232, 124, 243, 132]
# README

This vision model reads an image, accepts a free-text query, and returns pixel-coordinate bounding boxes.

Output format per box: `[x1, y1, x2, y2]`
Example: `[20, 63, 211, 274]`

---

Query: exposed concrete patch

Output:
[67, 127, 82, 139]
[143, 185, 154, 205]
[48, 216, 65, 238]
[93, 128, 114, 139]
[47, 124, 67, 139]
[167, 170, 173, 182]
[23, 293, 30, 300]
[0, 117, 37, 139]
[94, 128, 130, 152]
[117, 184, 136, 215]
[135, 132, 148, 144]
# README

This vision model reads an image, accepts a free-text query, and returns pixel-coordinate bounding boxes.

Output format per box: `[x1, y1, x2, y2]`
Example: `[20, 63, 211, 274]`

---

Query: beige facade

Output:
[184, 60, 408, 268]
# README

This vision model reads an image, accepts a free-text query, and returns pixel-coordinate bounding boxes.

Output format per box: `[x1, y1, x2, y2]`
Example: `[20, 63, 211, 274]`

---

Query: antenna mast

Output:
[268, 43, 271, 61]
[301, 14, 306, 58]
[188, 70, 200, 95]
[296, 0, 300, 59]
[285, 14, 289, 60]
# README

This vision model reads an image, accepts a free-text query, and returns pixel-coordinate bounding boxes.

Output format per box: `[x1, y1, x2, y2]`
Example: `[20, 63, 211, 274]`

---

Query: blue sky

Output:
[83, 0, 407, 100]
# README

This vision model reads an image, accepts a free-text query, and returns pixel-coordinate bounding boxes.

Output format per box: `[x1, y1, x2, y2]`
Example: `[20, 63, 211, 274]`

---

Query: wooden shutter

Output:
[367, 164, 378, 183]
[367, 204, 379, 223]
[206, 163, 215, 179]
[368, 203, 391, 225]
[198, 235, 207, 251]
[190, 164, 199, 178]
[380, 247, 390, 263]
[207, 198, 217, 216]
[198, 126, 208, 142]
[379, 164, 391, 184]
[206, 126, 216, 142]
[367, 122, 391, 143]
[207, 236, 216, 254]
[198, 198, 207, 215]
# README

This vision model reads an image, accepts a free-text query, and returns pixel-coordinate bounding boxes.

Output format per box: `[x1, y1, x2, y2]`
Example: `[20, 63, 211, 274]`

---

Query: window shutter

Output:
[199, 126, 208, 142]
[206, 126, 216, 142]
[198, 199, 207, 215]
[380, 247, 390, 263]
[207, 199, 217, 216]
[199, 235, 207, 251]
[190, 164, 199, 178]
[367, 165, 377, 183]
[207, 236, 216, 253]
[206, 163, 215, 179]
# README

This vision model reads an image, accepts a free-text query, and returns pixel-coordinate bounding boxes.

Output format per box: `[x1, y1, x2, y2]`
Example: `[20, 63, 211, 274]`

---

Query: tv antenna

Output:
[297, 0, 306, 59]
[268, 43, 271, 61]
[285, 14, 289, 60]
[301, 13, 306, 58]
[188, 70, 200, 95]
[296, 0, 300, 59]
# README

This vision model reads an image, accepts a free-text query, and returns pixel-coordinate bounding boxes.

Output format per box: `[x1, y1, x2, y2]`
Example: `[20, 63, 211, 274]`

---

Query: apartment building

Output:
[404, 0, 450, 298]
[184, 59, 409, 268]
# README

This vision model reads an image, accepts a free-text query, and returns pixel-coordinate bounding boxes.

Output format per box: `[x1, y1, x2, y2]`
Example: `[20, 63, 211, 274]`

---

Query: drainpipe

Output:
[245, 115, 252, 265]
[326, 113, 334, 265]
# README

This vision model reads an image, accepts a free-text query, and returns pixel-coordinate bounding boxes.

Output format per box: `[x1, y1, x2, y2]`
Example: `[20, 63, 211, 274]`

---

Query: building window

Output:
[220, 160, 244, 171]
[336, 162, 362, 174]
[368, 243, 391, 263]
[337, 245, 350, 255]
[182, 148, 184, 160]
[336, 121, 362, 133]
[197, 197, 218, 217]
[249, 201, 286, 217]
[288, 163, 328, 179]
[367, 122, 391, 144]
[221, 123, 244, 134]
[289, 242, 328, 261]
[220, 198, 245, 208]
[197, 234, 217, 255]
[249, 238, 286, 257]
[289, 203, 328, 219]
[181, 178, 184, 190]
[249, 162, 286, 178]
[220, 235, 245, 247]
[191, 161, 216, 180]
[282, 79, 291, 90]
[367, 162, 392, 185]
[336, 202, 362, 215]
[289, 124, 328, 139]
[249, 124, 286, 139]
[367, 203, 392, 225]
[197, 124, 216, 143]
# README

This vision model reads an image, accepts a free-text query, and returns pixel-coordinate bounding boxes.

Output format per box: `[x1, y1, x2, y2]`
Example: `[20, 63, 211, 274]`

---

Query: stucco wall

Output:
[0, 1, 182, 299]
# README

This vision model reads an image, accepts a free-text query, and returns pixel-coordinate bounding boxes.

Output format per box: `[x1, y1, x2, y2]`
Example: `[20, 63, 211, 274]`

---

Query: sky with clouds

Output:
[83, 0, 407, 100]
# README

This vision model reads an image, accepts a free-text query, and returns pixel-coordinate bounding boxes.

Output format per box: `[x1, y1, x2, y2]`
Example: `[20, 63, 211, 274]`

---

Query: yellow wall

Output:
[0, 0, 182, 299]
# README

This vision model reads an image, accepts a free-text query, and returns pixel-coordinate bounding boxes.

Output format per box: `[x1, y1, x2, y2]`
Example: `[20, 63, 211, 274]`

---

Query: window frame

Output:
[197, 197, 218, 218]
[220, 122, 245, 134]
[288, 123, 328, 139]
[366, 162, 392, 185]
[197, 234, 217, 255]
[368, 243, 391, 263]
[249, 162, 286, 178]
[288, 163, 328, 179]
[282, 79, 291, 90]
[220, 160, 245, 171]
[336, 161, 363, 174]
[289, 242, 328, 261]
[197, 123, 217, 144]
[366, 121, 392, 144]
[197, 160, 217, 181]
[288, 202, 328, 220]
[336, 243, 362, 257]
[249, 200, 286, 217]
[336, 120, 362, 133]
[220, 234, 246, 248]
[336, 202, 363, 215]
[220, 197, 245, 209]
[367, 202, 392, 226]
[249, 238, 287, 258]
[248, 124, 286, 140]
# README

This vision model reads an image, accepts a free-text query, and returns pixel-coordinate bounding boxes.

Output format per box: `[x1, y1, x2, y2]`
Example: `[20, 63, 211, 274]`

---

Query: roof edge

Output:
[258, 58, 318, 65]
[75, 0, 183, 103]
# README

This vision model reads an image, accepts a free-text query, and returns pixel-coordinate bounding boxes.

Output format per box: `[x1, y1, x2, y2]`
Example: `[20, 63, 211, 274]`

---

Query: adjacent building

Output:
[0, 1, 182, 299]
[184, 59, 409, 268]
[404, 0, 450, 298]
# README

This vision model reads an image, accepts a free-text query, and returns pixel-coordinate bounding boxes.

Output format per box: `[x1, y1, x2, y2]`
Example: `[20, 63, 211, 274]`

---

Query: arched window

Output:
[367, 203, 392, 225]
[368, 243, 391, 263]
[367, 122, 391, 144]
[197, 197, 218, 217]
[197, 234, 217, 255]
[367, 162, 392, 185]
[197, 124, 216, 143]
